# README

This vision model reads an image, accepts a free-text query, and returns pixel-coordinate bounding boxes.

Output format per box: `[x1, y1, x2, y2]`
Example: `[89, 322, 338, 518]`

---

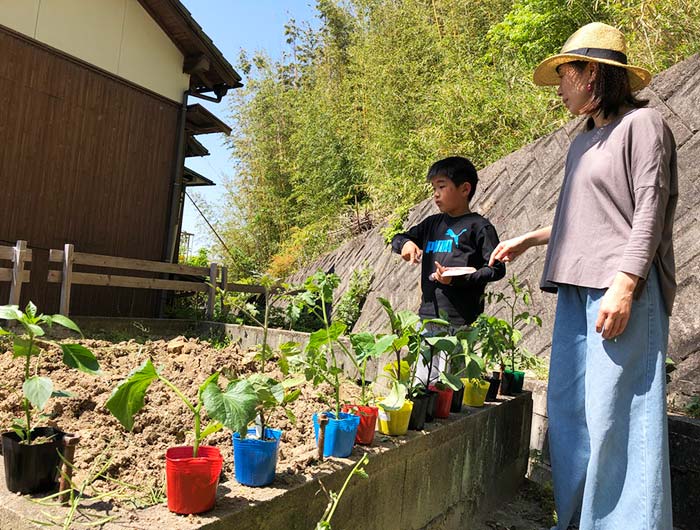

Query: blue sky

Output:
[180, 1, 319, 252]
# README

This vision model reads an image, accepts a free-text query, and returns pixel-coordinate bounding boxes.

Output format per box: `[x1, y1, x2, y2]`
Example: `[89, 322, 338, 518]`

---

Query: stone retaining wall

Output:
[289, 53, 700, 406]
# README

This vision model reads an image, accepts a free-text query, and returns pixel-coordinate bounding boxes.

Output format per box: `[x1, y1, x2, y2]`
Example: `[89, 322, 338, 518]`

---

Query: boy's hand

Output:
[401, 241, 422, 264]
[433, 262, 452, 285]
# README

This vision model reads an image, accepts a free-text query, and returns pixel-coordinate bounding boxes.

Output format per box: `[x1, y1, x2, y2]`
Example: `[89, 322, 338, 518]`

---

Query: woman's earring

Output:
[586, 82, 592, 92]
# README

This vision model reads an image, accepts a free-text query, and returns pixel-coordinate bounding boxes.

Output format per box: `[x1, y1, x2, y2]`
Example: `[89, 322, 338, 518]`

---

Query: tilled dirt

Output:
[0, 335, 364, 503]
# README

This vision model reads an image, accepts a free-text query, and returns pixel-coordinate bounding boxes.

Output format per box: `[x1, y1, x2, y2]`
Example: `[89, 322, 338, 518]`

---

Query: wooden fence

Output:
[0, 240, 32, 306]
[48, 244, 223, 318]
[1, 240, 272, 318]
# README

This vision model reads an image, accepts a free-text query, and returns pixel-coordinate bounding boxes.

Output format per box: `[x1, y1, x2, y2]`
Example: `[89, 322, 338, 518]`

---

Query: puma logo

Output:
[445, 228, 467, 246]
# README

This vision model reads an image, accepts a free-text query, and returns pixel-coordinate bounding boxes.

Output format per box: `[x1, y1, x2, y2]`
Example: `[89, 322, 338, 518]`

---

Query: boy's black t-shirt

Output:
[391, 212, 506, 326]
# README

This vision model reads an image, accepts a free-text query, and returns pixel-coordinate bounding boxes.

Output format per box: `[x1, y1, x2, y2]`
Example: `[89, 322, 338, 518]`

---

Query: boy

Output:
[391, 155, 506, 330]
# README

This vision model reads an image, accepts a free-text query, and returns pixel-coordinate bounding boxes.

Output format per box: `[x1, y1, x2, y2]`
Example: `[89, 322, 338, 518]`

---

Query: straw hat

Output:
[533, 22, 651, 91]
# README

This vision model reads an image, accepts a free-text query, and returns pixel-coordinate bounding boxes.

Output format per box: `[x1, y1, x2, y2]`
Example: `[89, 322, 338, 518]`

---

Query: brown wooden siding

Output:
[0, 25, 181, 316]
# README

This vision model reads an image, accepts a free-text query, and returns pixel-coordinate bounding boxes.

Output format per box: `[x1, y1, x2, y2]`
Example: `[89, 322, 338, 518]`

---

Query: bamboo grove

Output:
[206, 0, 699, 279]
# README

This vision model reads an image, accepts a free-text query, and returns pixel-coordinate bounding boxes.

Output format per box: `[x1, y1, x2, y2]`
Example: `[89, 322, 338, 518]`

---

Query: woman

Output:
[490, 23, 678, 530]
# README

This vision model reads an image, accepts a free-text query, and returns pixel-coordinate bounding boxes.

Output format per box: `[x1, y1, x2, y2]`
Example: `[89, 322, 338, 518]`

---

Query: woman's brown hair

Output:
[569, 61, 648, 130]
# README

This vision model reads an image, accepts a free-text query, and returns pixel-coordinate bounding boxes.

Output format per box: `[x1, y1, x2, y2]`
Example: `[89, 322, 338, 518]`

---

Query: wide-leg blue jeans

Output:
[547, 267, 673, 530]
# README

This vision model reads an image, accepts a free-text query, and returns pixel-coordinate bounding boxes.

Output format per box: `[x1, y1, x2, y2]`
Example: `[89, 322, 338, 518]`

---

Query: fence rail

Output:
[48, 244, 221, 318]
[0, 240, 31, 306]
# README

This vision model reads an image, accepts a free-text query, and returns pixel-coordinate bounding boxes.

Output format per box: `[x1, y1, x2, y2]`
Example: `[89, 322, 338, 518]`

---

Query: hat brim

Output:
[533, 53, 651, 92]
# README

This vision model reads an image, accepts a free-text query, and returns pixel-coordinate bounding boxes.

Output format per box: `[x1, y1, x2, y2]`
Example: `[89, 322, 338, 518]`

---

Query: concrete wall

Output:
[0, 0, 190, 101]
[290, 53, 700, 406]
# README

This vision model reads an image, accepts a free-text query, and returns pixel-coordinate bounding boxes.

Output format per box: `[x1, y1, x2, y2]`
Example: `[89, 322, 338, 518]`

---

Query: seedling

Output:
[0, 303, 100, 444]
[483, 274, 542, 373]
[315, 454, 369, 529]
[106, 358, 258, 456]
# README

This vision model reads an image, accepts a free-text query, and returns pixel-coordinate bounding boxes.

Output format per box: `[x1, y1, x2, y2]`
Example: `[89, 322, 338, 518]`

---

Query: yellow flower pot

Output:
[461, 378, 490, 407]
[377, 400, 413, 436]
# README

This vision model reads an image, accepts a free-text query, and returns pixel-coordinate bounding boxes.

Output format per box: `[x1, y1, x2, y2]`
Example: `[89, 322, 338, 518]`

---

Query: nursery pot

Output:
[342, 405, 378, 445]
[408, 392, 431, 430]
[485, 375, 501, 402]
[428, 385, 454, 419]
[450, 385, 465, 413]
[377, 400, 413, 436]
[501, 369, 525, 395]
[233, 428, 281, 487]
[425, 389, 438, 422]
[165, 445, 222, 514]
[313, 412, 360, 458]
[2, 427, 65, 494]
[461, 378, 490, 407]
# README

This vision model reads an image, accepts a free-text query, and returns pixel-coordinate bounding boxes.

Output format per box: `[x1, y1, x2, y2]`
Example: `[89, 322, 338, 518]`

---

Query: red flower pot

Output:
[165, 446, 222, 514]
[428, 385, 454, 419]
[343, 405, 378, 445]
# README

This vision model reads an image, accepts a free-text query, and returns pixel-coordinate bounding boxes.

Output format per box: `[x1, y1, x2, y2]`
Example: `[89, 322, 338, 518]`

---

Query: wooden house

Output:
[0, 0, 239, 316]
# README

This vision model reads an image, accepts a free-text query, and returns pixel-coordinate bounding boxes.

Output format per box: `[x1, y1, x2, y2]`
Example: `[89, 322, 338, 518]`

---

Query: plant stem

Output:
[157, 375, 199, 456]
[325, 454, 369, 523]
[23, 335, 34, 444]
[321, 294, 341, 418]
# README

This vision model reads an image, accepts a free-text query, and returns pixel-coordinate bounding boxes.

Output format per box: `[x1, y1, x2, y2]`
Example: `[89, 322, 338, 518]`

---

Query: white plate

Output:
[431, 266, 477, 278]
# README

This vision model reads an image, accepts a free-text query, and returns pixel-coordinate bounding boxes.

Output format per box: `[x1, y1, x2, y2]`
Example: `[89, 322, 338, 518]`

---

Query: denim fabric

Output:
[547, 267, 672, 530]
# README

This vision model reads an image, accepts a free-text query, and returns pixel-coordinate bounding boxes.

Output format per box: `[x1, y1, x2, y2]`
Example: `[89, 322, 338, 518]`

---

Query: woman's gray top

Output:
[541, 107, 678, 315]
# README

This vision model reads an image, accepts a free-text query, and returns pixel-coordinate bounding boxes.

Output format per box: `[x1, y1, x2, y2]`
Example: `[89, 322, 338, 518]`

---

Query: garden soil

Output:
[0, 335, 564, 529]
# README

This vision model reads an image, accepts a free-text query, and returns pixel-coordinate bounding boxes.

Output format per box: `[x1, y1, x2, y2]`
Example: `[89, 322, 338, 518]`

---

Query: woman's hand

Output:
[489, 235, 529, 265]
[488, 226, 551, 266]
[400, 241, 422, 264]
[595, 272, 639, 340]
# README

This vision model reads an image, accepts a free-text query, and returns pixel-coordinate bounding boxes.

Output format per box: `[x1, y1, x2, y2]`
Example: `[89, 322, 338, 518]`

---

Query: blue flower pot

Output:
[232, 428, 281, 487]
[313, 412, 360, 458]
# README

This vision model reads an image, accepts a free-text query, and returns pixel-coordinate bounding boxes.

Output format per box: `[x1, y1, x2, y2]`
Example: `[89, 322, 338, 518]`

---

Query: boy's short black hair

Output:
[426, 156, 478, 200]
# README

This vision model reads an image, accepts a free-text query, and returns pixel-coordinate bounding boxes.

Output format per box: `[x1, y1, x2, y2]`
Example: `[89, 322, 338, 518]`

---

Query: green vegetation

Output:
[0, 303, 100, 444]
[212, 0, 699, 277]
[334, 265, 373, 330]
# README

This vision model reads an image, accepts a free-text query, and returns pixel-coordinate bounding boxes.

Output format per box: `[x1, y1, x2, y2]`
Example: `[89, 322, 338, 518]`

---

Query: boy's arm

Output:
[391, 219, 427, 255]
[452, 224, 506, 287]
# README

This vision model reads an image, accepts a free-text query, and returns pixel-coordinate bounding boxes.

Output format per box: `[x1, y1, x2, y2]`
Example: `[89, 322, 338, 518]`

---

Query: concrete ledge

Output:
[0, 394, 532, 530]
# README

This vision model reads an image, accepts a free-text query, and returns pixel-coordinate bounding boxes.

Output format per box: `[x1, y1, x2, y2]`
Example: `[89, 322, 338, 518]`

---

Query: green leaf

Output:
[284, 407, 297, 424]
[283, 388, 301, 404]
[105, 359, 159, 431]
[439, 371, 463, 391]
[202, 379, 259, 436]
[25, 302, 37, 319]
[50, 314, 82, 335]
[379, 382, 407, 411]
[198, 371, 220, 399]
[199, 421, 223, 439]
[23, 376, 53, 410]
[374, 334, 397, 356]
[425, 336, 458, 353]
[0, 305, 22, 321]
[0, 327, 11, 336]
[61, 343, 101, 375]
[396, 310, 420, 331]
[25, 323, 45, 337]
[51, 389, 75, 398]
[13, 337, 40, 358]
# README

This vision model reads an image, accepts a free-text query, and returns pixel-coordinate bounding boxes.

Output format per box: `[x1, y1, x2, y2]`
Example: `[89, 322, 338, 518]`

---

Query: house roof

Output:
[186, 104, 232, 135]
[183, 166, 215, 187]
[138, 0, 243, 97]
[185, 135, 209, 157]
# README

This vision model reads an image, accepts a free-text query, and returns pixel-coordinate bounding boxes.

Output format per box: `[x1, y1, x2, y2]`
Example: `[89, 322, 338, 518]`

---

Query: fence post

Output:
[8, 240, 28, 306]
[219, 266, 228, 317]
[59, 244, 74, 316]
[206, 262, 218, 320]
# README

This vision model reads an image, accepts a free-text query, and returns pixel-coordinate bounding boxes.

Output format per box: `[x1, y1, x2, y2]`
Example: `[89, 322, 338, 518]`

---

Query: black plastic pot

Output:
[408, 393, 430, 430]
[425, 390, 438, 422]
[450, 386, 465, 413]
[485, 375, 501, 402]
[500, 370, 525, 396]
[2, 427, 65, 494]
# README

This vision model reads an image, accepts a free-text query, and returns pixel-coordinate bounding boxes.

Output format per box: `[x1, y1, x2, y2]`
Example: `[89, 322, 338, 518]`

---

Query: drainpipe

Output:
[164, 89, 190, 265]
[159, 90, 189, 317]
